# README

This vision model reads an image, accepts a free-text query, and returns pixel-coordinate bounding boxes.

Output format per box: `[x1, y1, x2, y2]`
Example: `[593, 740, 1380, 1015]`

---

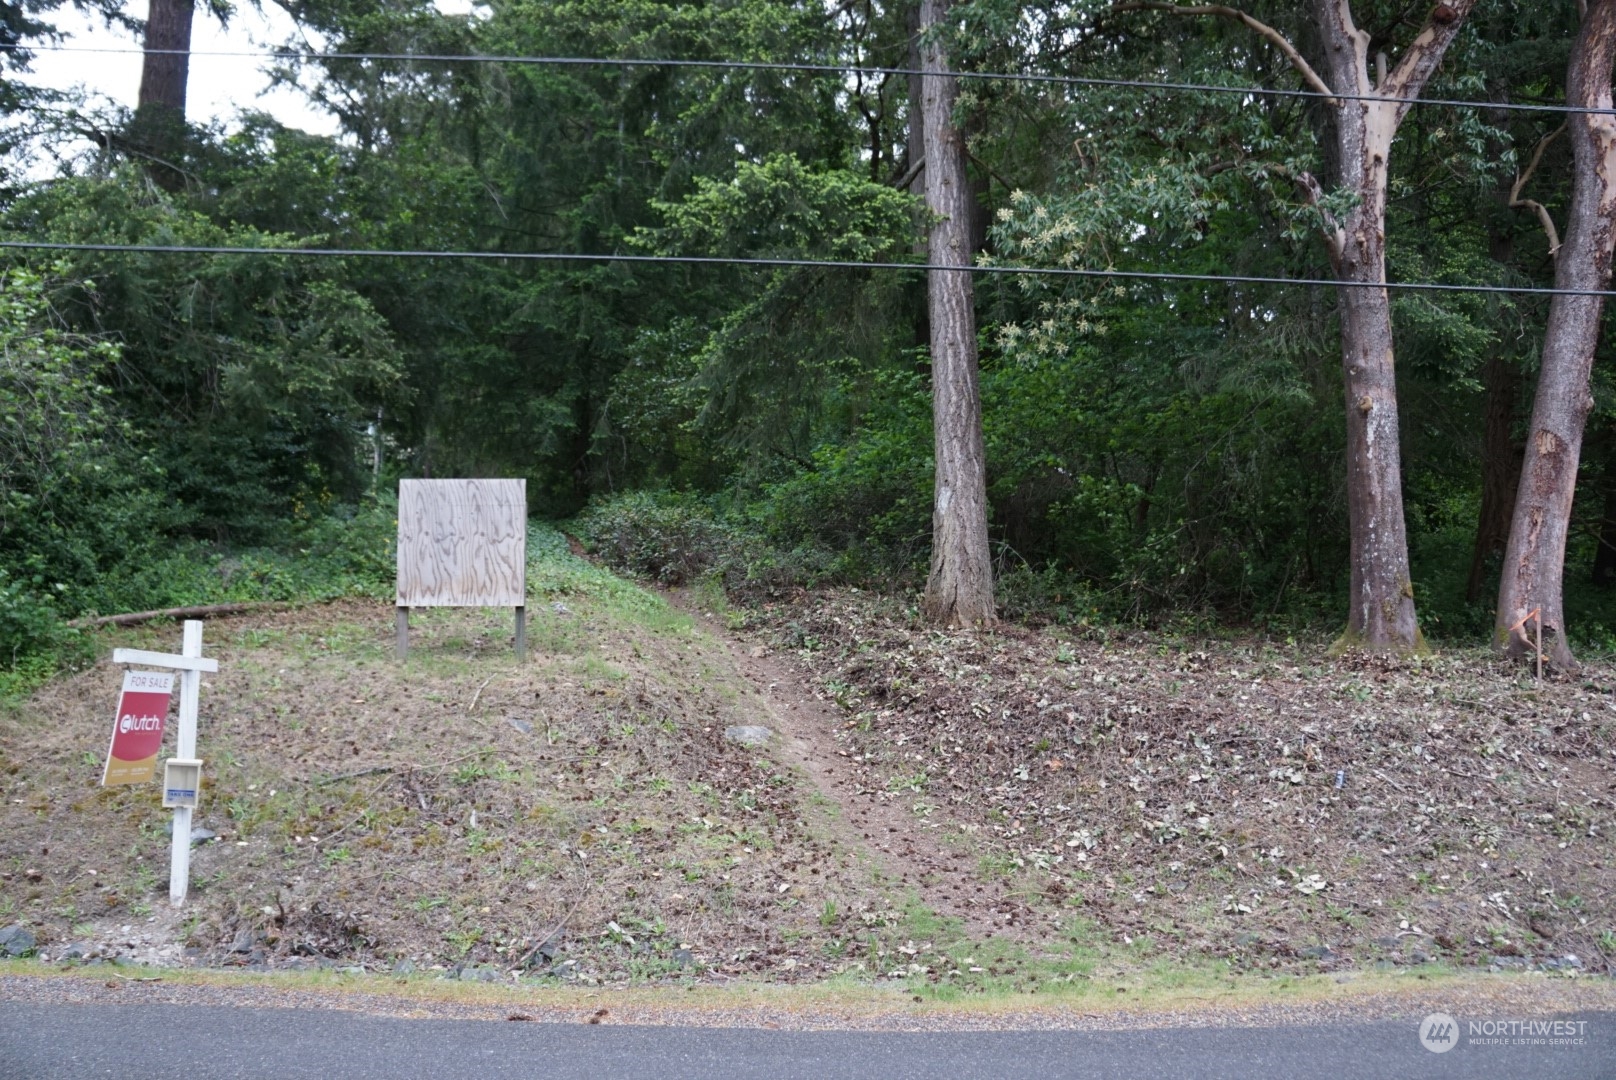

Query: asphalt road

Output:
[2, 1004, 1614, 1080]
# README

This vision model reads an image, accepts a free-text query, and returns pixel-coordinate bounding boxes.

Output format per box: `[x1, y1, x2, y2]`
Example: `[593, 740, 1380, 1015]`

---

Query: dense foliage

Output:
[3, 0, 1616, 680]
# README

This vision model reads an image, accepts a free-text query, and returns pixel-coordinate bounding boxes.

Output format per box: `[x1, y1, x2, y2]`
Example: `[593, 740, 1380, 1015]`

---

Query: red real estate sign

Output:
[102, 670, 175, 786]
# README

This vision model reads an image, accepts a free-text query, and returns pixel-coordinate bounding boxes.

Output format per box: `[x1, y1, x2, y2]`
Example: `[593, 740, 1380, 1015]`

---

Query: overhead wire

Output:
[0, 40, 1592, 294]
[0, 43, 1602, 117]
[0, 241, 1602, 298]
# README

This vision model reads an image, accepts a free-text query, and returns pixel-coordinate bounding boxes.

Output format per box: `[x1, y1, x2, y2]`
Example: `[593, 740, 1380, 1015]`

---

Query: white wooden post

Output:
[170, 620, 203, 907]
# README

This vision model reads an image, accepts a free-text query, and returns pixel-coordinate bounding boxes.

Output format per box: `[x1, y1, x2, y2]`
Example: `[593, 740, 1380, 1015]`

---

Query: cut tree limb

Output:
[70, 602, 292, 629]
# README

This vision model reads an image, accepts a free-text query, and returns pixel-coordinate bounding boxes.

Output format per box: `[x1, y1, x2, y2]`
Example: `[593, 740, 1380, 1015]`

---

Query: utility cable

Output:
[0, 240, 1602, 298]
[1, 44, 1599, 117]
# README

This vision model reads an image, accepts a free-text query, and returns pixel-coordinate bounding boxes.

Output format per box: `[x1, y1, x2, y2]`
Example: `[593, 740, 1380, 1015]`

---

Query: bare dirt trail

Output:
[667, 591, 1046, 945]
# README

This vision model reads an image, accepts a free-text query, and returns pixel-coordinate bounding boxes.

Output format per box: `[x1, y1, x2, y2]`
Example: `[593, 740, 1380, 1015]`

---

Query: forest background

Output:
[3, 0, 1615, 691]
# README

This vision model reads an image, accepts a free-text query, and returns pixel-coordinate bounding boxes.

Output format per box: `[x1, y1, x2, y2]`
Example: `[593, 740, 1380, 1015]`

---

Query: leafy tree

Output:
[1498, 0, 1616, 669]
[5, 172, 403, 538]
[0, 264, 165, 662]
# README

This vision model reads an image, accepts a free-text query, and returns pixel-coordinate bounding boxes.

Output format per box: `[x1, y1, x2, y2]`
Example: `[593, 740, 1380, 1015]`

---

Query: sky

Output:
[20, 1, 340, 136]
[18, 0, 481, 143]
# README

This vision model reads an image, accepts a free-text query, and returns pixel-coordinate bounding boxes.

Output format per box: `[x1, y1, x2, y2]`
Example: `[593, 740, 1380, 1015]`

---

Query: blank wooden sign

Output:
[397, 479, 527, 606]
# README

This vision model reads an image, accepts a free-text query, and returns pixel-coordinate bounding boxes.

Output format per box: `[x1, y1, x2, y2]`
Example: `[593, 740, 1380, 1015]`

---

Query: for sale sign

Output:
[101, 670, 175, 785]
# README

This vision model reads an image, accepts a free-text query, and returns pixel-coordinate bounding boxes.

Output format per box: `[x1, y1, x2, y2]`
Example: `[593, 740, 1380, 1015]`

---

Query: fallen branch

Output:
[468, 675, 497, 714]
[313, 749, 490, 787]
[513, 863, 591, 971]
[1372, 768, 1411, 793]
[73, 602, 292, 629]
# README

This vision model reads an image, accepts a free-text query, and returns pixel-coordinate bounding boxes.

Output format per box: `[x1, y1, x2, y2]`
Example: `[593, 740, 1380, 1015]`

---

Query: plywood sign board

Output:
[397, 479, 527, 607]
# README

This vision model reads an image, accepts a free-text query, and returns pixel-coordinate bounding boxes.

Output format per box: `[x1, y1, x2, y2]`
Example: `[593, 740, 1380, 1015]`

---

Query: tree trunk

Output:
[1467, 353, 1523, 603]
[1467, 212, 1526, 605]
[1333, 207, 1418, 646]
[919, 0, 995, 626]
[133, 0, 194, 191]
[1496, 0, 1616, 670]
[139, 0, 193, 116]
[1306, 0, 1475, 650]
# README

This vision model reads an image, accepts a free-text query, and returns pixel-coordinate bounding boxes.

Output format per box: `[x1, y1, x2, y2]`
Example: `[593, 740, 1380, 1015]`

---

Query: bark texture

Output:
[133, 0, 194, 191]
[919, 0, 996, 626]
[138, 0, 193, 116]
[1496, 0, 1616, 670]
[1305, 0, 1475, 649]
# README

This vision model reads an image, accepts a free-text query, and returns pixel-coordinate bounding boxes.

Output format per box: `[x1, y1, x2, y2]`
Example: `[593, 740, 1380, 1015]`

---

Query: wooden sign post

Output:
[111, 619, 217, 907]
[395, 479, 528, 660]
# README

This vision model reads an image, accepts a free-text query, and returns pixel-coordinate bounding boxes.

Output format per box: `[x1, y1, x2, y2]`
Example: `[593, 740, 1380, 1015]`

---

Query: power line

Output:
[0, 240, 1600, 297]
[1, 44, 1598, 117]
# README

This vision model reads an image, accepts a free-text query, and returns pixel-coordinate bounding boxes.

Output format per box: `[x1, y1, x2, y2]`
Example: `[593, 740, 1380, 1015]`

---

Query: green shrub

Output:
[575, 491, 830, 599]
[575, 491, 734, 586]
[754, 369, 933, 581]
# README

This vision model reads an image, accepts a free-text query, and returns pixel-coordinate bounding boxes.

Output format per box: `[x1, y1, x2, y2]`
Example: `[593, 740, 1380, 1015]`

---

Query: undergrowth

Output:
[0, 495, 396, 701]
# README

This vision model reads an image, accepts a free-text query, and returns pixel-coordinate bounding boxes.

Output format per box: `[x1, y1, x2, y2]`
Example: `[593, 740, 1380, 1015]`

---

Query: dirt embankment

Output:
[3, 542, 1614, 1001]
[737, 589, 1616, 977]
[0, 568, 926, 983]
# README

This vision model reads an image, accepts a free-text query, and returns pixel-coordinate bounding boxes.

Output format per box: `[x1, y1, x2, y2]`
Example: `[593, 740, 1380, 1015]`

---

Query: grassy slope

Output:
[0, 529, 903, 982]
[1, 528, 1612, 1011]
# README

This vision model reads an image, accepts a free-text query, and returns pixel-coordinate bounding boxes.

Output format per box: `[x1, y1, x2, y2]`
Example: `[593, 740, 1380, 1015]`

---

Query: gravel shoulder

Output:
[3, 964, 1615, 1032]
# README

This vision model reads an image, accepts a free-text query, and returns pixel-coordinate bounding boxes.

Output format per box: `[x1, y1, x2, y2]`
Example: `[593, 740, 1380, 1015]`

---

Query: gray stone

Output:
[520, 931, 565, 968]
[163, 822, 219, 845]
[672, 948, 695, 969]
[724, 725, 773, 747]
[0, 925, 36, 957]
[59, 942, 92, 961]
[461, 966, 498, 982]
[393, 959, 417, 975]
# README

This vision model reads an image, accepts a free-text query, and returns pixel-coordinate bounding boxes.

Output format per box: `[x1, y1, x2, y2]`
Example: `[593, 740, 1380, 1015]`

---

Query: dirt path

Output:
[669, 593, 1044, 944]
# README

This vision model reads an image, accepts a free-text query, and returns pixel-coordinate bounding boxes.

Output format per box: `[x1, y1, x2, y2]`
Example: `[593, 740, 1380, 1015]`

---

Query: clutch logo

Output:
[119, 713, 162, 734]
[1420, 1013, 1459, 1053]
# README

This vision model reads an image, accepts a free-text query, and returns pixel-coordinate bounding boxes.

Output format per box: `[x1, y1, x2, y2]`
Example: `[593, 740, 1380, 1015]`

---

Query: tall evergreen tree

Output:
[919, 0, 996, 626]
